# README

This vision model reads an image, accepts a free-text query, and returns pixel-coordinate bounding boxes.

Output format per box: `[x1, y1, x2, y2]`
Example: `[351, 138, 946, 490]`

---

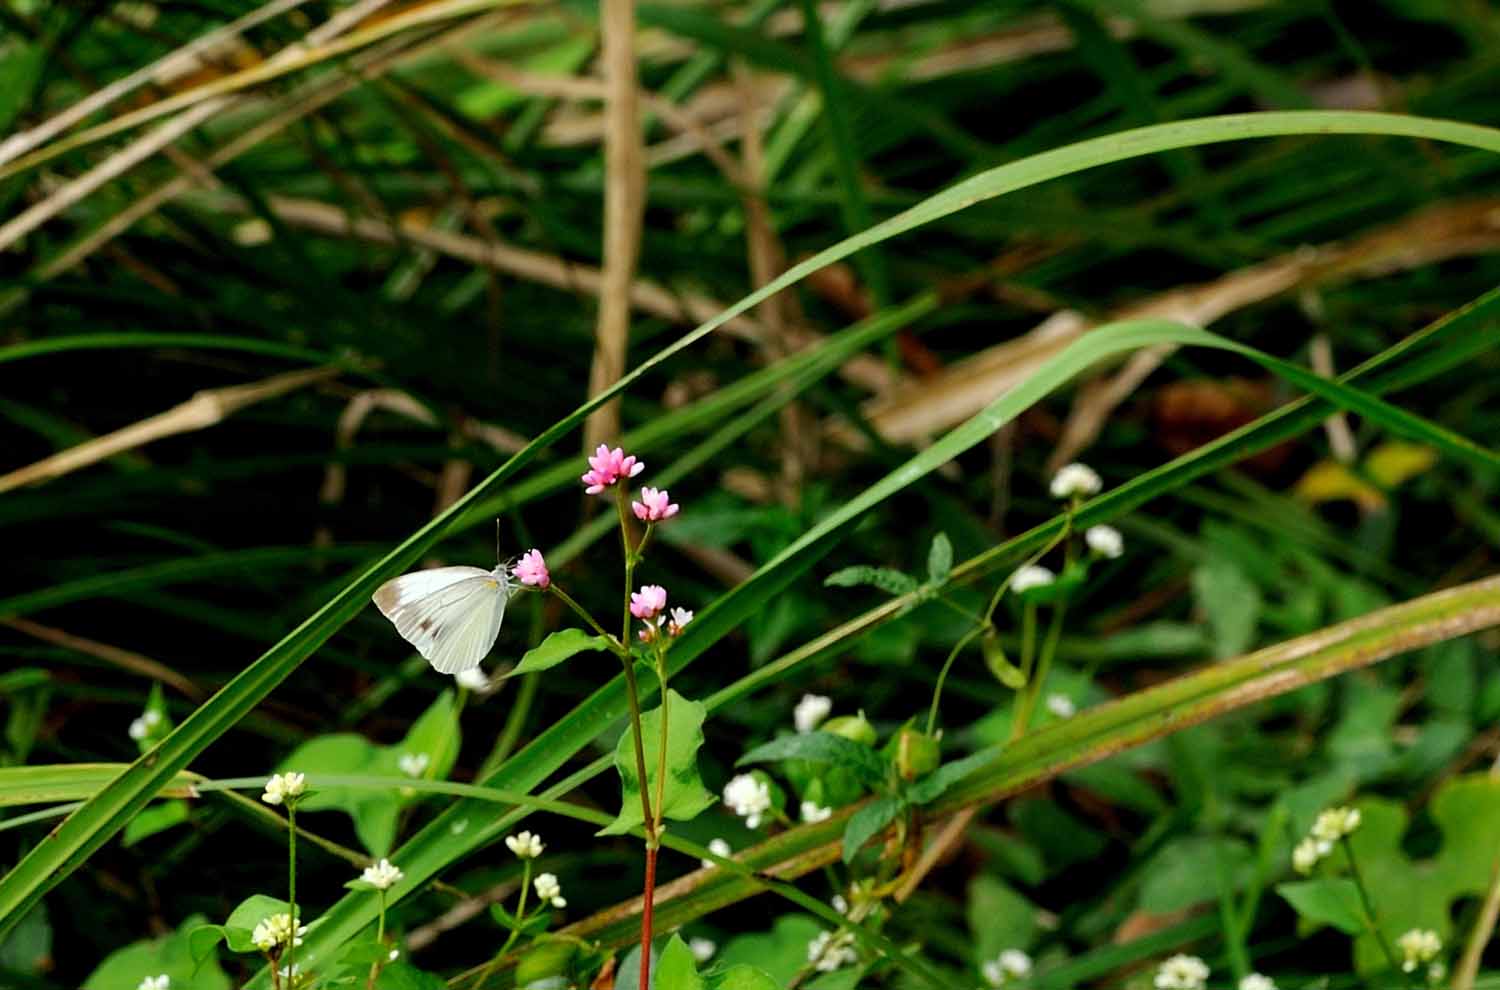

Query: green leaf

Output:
[601, 690, 715, 835]
[85, 914, 230, 990]
[122, 800, 191, 847]
[656, 934, 705, 990]
[1191, 556, 1261, 658]
[707, 965, 781, 990]
[278, 734, 402, 856]
[1276, 878, 1366, 935]
[737, 733, 886, 786]
[375, 962, 447, 990]
[841, 795, 904, 864]
[908, 750, 996, 805]
[397, 689, 462, 786]
[717, 915, 824, 985]
[926, 533, 953, 584]
[511, 628, 611, 676]
[966, 875, 1037, 963]
[824, 566, 919, 595]
[1140, 838, 1253, 913]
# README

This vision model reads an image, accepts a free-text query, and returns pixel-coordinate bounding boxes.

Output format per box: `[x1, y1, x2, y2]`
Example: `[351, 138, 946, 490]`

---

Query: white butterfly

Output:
[373, 564, 515, 674]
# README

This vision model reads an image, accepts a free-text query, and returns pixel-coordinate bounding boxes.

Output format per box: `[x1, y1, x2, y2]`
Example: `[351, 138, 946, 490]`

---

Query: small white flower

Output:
[701, 837, 732, 869]
[276, 964, 301, 983]
[1085, 524, 1124, 559]
[1310, 806, 1361, 844]
[807, 929, 858, 972]
[455, 667, 491, 693]
[389, 948, 400, 961]
[668, 607, 694, 636]
[137, 976, 170, 990]
[723, 774, 773, 829]
[1239, 975, 1276, 990]
[1155, 954, 1210, 990]
[128, 709, 163, 741]
[1045, 694, 1077, 719]
[801, 800, 833, 823]
[794, 694, 833, 734]
[1292, 837, 1322, 874]
[533, 871, 566, 908]
[1397, 929, 1442, 973]
[1011, 565, 1055, 594]
[689, 937, 717, 963]
[398, 752, 430, 778]
[260, 772, 306, 806]
[981, 948, 1032, 986]
[1050, 462, 1102, 499]
[505, 830, 544, 860]
[832, 894, 849, 916]
[250, 912, 306, 951]
[361, 858, 403, 890]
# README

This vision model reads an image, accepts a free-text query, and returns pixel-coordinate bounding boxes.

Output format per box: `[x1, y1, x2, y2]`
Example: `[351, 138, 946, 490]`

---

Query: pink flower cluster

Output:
[630, 584, 667, 620]
[581, 445, 644, 495]
[512, 548, 550, 588]
[632, 486, 679, 522]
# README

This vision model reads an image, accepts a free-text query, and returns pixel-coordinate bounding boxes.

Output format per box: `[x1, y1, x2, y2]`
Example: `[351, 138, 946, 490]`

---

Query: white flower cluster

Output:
[1239, 974, 1276, 990]
[701, 837, 732, 869]
[533, 872, 566, 908]
[1293, 805, 1362, 874]
[1155, 954, 1209, 990]
[128, 709, 163, 741]
[982, 948, 1032, 986]
[251, 912, 306, 951]
[455, 667, 492, 694]
[1011, 565, 1055, 594]
[794, 694, 832, 734]
[1085, 524, 1124, 559]
[361, 858, 403, 891]
[1050, 463, 1102, 499]
[689, 937, 716, 963]
[723, 774, 772, 828]
[801, 800, 833, 823]
[136, 976, 170, 990]
[260, 772, 306, 806]
[1397, 928, 1442, 973]
[1045, 694, 1077, 719]
[807, 929, 858, 972]
[505, 830, 545, 860]
[398, 752, 430, 778]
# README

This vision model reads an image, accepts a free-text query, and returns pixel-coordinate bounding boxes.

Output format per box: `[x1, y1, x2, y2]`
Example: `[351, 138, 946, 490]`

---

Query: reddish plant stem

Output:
[641, 842, 659, 987]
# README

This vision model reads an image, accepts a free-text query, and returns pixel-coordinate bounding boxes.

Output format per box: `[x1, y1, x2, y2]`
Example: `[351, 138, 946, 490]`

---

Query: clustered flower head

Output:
[1046, 693, 1077, 719]
[701, 837, 731, 869]
[1155, 954, 1210, 990]
[512, 548, 550, 589]
[1011, 564, 1055, 594]
[1294, 805, 1362, 873]
[794, 693, 833, 734]
[1050, 462, 1102, 499]
[807, 929, 858, 972]
[723, 773, 773, 829]
[1397, 929, 1442, 973]
[982, 948, 1033, 986]
[137, 977, 170, 990]
[630, 584, 668, 621]
[533, 872, 566, 908]
[1239, 974, 1277, 990]
[251, 912, 306, 951]
[800, 800, 833, 823]
[128, 708, 163, 741]
[632, 486, 679, 522]
[1085, 524, 1124, 559]
[361, 858, 403, 891]
[399, 752, 430, 778]
[260, 772, 306, 806]
[581, 444, 644, 494]
[506, 830, 544, 860]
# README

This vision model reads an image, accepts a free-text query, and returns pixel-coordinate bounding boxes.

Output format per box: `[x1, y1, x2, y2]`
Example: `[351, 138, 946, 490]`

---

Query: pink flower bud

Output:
[629, 584, 667, 620]
[631, 486, 679, 522]
[512, 549, 550, 589]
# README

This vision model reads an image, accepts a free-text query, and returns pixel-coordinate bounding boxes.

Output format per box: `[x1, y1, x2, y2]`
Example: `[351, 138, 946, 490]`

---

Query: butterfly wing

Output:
[373, 566, 508, 673]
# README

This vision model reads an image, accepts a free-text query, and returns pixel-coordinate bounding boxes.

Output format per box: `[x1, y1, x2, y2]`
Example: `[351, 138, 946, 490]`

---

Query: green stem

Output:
[1012, 601, 1065, 741]
[477, 860, 532, 988]
[368, 890, 386, 990]
[651, 644, 671, 839]
[925, 626, 983, 736]
[286, 806, 298, 985]
[550, 583, 621, 651]
[1342, 836, 1412, 984]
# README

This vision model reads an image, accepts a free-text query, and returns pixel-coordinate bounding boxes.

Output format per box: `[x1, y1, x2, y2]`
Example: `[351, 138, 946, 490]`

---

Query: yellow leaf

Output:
[1294, 460, 1385, 510]
[1365, 442, 1438, 488]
